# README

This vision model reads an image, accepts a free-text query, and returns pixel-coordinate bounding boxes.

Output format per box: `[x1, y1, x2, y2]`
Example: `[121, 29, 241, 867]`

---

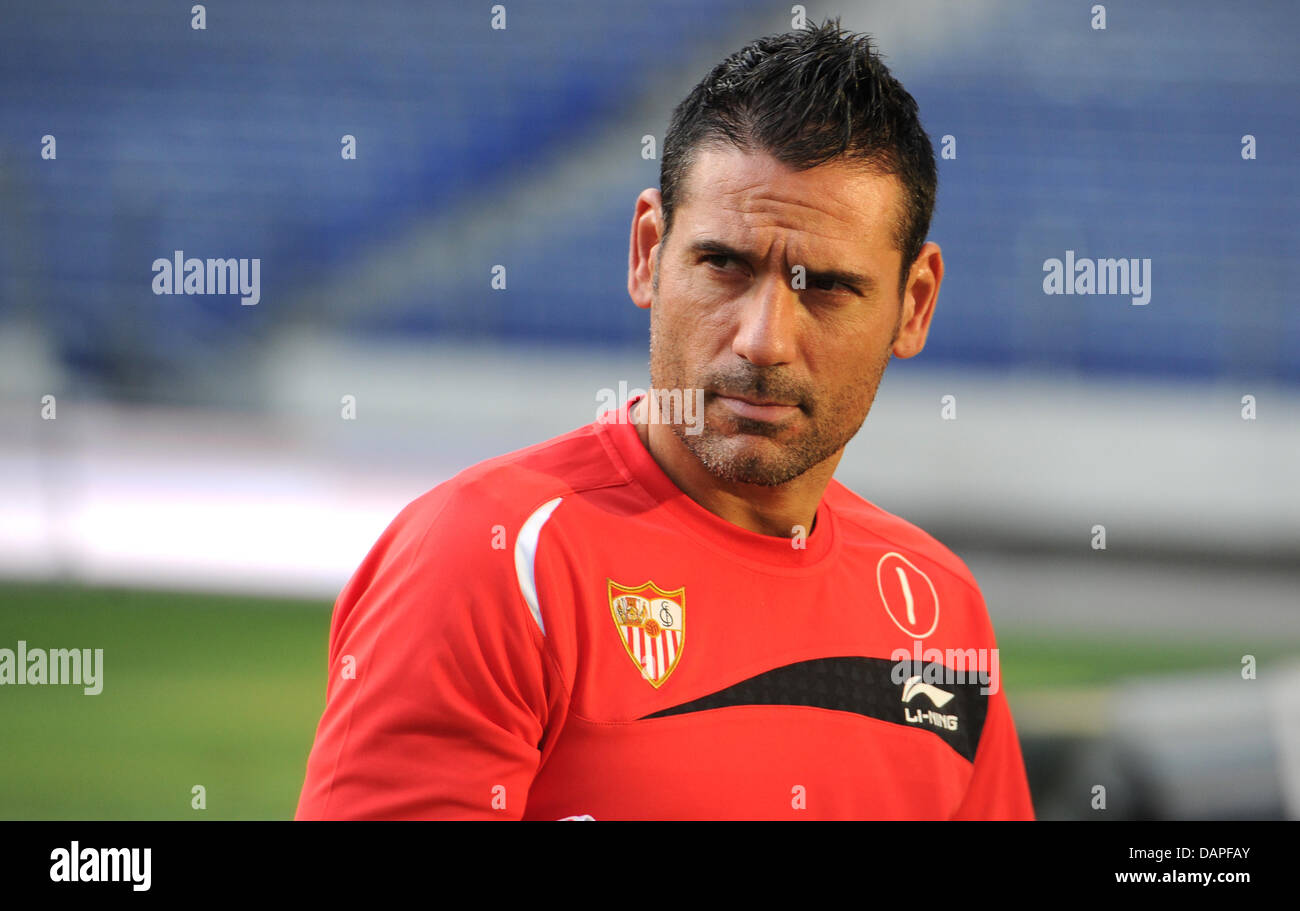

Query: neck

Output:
[632, 396, 839, 539]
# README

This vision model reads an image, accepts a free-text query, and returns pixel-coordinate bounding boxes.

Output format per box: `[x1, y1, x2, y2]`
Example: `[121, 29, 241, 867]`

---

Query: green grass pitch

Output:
[0, 580, 1291, 819]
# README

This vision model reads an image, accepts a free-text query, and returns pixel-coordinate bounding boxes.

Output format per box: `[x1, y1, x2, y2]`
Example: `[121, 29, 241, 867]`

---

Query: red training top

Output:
[296, 397, 1034, 820]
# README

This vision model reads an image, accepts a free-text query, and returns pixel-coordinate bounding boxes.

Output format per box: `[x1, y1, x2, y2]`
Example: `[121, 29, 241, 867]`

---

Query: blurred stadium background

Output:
[1, 0, 1297, 819]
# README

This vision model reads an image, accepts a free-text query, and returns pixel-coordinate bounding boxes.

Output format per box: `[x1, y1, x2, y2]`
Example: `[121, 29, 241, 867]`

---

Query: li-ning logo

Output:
[901, 676, 954, 708]
[901, 675, 959, 731]
[151, 250, 261, 305]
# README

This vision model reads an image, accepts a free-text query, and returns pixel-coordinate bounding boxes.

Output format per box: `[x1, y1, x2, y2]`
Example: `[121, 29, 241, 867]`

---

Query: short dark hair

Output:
[659, 18, 937, 296]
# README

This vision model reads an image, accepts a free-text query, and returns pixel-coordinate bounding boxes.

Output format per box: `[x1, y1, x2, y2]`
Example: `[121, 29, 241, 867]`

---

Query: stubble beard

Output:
[647, 305, 897, 488]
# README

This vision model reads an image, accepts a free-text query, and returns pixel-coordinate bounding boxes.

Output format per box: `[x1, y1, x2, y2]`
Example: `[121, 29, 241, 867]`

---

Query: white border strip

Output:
[513, 497, 563, 636]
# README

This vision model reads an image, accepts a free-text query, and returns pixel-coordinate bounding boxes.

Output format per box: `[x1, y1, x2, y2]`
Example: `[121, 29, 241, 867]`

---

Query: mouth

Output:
[714, 392, 801, 422]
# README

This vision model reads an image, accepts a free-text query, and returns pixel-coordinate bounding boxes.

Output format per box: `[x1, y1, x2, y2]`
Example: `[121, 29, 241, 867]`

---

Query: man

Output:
[296, 20, 1034, 820]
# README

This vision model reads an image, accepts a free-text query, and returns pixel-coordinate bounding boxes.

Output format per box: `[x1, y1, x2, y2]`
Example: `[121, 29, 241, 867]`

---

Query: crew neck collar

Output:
[596, 395, 838, 570]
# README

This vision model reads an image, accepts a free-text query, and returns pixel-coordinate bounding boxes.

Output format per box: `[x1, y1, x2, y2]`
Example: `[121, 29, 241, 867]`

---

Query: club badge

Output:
[608, 579, 685, 688]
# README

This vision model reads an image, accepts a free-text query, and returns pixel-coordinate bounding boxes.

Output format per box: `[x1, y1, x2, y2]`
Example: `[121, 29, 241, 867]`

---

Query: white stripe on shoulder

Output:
[513, 496, 563, 636]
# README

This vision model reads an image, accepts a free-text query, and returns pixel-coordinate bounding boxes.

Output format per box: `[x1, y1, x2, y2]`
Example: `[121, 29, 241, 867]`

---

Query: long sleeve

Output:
[295, 491, 561, 820]
[950, 686, 1035, 820]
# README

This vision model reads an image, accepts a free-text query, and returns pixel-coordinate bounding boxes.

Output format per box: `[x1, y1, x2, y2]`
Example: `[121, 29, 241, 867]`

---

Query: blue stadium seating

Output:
[0, 0, 1294, 397]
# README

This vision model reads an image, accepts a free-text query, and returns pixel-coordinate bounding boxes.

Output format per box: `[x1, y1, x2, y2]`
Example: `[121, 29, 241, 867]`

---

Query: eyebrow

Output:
[687, 238, 878, 296]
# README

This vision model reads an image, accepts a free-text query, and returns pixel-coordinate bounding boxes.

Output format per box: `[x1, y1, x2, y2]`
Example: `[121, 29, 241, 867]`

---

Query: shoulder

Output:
[382, 418, 630, 557]
[331, 419, 629, 644]
[825, 478, 982, 599]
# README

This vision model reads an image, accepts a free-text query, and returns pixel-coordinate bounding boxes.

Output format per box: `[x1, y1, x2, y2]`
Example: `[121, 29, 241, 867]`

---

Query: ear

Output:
[628, 188, 664, 311]
[892, 241, 943, 359]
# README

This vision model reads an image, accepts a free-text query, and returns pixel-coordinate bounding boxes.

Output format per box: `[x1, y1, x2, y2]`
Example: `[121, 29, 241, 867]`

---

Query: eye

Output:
[703, 254, 734, 270]
[811, 276, 855, 295]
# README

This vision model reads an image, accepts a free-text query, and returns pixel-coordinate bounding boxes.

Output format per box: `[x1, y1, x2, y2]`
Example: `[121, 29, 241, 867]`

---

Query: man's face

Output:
[643, 145, 918, 487]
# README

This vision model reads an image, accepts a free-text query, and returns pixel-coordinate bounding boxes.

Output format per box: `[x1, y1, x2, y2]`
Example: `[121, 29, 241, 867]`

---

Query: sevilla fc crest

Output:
[608, 579, 685, 688]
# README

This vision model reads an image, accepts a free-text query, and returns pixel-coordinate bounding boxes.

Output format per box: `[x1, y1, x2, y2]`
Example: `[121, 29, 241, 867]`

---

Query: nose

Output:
[731, 271, 797, 367]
